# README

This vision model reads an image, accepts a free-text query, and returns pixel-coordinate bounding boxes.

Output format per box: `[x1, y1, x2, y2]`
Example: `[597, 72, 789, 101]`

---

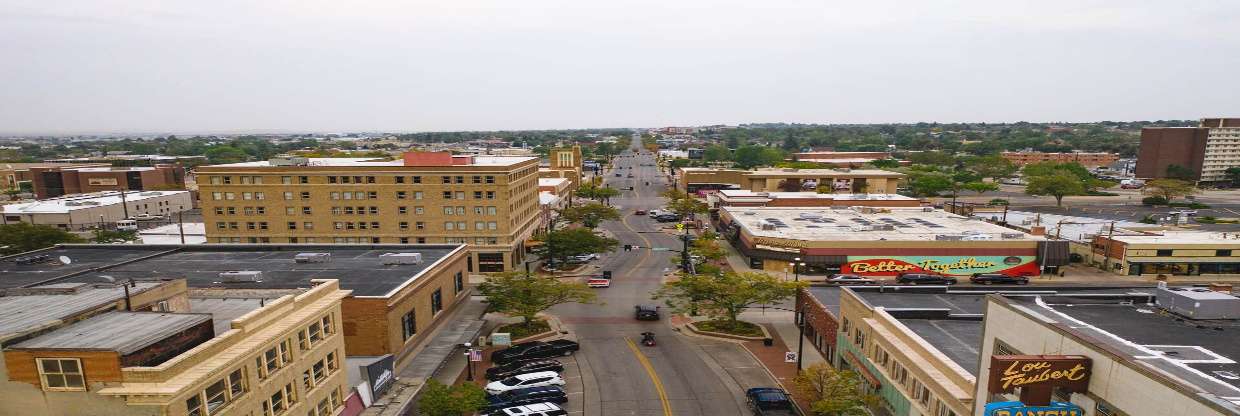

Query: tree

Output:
[531, 228, 619, 266]
[653, 271, 804, 330]
[868, 159, 901, 169]
[91, 229, 138, 244]
[575, 184, 621, 205]
[477, 271, 598, 331]
[1143, 179, 1197, 203]
[962, 181, 999, 195]
[557, 203, 620, 228]
[660, 188, 690, 201]
[1024, 171, 1086, 207]
[0, 223, 85, 255]
[703, 145, 732, 162]
[417, 380, 487, 416]
[689, 231, 726, 262]
[666, 195, 708, 218]
[1166, 164, 1197, 181]
[204, 146, 249, 164]
[794, 363, 877, 416]
[907, 173, 952, 197]
[733, 146, 785, 169]
[777, 179, 803, 192]
[965, 155, 1017, 181]
[1226, 167, 1240, 187]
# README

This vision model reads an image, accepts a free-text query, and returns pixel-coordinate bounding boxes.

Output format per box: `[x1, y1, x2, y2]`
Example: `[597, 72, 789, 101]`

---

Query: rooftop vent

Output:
[935, 235, 965, 241]
[381, 252, 424, 265]
[219, 271, 263, 283]
[294, 253, 331, 263]
[758, 221, 778, 231]
[1001, 233, 1025, 239]
[1155, 286, 1240, 320]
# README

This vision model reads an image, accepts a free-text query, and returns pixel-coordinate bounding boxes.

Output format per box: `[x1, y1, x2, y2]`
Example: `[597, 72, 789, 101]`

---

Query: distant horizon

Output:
[0, 117, 1213, 139]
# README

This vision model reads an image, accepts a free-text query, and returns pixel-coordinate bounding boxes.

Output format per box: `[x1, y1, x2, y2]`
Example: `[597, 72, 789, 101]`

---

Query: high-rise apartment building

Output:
[196, 152, 541, 272]
[1137, 118, 1240, 182]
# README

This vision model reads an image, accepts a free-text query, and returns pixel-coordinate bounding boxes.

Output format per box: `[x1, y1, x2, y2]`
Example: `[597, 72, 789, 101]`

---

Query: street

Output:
[550, 137, 777, 415]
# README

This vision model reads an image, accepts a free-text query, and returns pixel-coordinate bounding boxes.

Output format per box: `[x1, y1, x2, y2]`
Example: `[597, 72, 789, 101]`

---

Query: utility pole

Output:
[793, 257, 806, 371]
[178, 211, 186, 244]
[1102, 221, 1115, 271]
[118, 189, 129, 219]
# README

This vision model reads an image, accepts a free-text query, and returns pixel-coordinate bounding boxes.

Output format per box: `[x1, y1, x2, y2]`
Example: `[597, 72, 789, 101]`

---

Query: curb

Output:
[684, 321, 772, 342]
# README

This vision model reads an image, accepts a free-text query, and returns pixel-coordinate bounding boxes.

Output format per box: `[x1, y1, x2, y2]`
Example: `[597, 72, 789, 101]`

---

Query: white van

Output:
[116, 220, 138, 231]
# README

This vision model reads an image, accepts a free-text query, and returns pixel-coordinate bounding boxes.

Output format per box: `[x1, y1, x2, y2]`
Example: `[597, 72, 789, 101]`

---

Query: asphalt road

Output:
[550, 138, 763, 416]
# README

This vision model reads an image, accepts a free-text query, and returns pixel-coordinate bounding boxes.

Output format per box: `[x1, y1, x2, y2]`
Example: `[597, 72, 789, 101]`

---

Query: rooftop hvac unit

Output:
[935, 235, 965, 241]
[838, 168, 851, 172]
[1001, 233, 1025, 239]
[219, 271, 263, 282]
[294, 253, 331, 263]
[962, 234, 995, 241]
[755, 192, 770, 197]
[1021, 219, 1033, 225]
[81, 201, 100, 205]
[742, 212, 756, 215]
[1156, 287, 1240, 320]
[758, 221, 777, 231]
[868, 224, 895, 231]
[381, 252, 424, 265]
[923, 207, 935, 212]
[64, 201, 81, 206]
[798, 213, 822, 219]
[268, 156, 310, 166]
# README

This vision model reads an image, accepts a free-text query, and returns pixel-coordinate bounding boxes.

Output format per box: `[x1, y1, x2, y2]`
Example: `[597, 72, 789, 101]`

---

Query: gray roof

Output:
[11, 311, 211, 354]
[0, 282, 165, 344]
[1, 244, 466, 297]
[190, 298, 273, 335]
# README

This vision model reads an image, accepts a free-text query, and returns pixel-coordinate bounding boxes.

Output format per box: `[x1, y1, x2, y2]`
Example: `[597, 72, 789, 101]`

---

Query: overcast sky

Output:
[2, 0, 1238, 135]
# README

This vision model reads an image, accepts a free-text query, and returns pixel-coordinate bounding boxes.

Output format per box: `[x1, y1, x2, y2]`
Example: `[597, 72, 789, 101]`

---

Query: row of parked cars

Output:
[483, 340, 582, 416]
[826, 272, 1031, 285]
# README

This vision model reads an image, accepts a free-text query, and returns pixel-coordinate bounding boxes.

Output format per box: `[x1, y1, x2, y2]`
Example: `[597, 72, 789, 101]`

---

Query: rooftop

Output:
[2, 190, 190, 214]
[989, 210, 1148, 243]
[539, 178, 569, 187]
[0, 281, 166, 344]
[724, 207, 1044, 242]
[10, 311, 211, 354]
[679, 167, 903, 177]
[0, 244, 466, 297]
[1007, 292, 1240, 408]
[716, 190, 914, 201]
[1107, 230, 1240, 245]
[207, 155, 536, 168]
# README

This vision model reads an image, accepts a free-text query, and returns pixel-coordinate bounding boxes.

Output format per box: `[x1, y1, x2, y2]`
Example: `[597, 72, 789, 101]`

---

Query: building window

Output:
[281, 176, 291, 184]
[288, 222, 297, 230]
[485, 176, 495, 184]
[255, 339, 293, 379]
[186, 369, 246, 416]
[416, 237, 426, 244]
[1218, 250, 1232, 257]
[416, 221, 425, 230]
[472, 175, 481, 184]
[443, 191, 453, 199]
[455, 271, 464, 293]
[37, 358, 84, 391]
[415, 206, 424, 214]
[400, 222, 409, 230]
[396, 191, 407, 199]
[412, 176, 422, 184]
[395, 176, 405, 184]
[1156, 249, 1173, 257]
[414, 191, 423, 200]
[299, 176, 308, 184]
[300, 192, 310, 200]
[401, 310, 416, 340]
[431, 289, 443, 315]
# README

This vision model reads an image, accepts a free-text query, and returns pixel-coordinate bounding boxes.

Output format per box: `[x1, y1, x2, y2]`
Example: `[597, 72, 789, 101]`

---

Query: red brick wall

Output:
[1136, 128, 1208, 179]
[797, 288, 839, 362]
[402, 152, 454, 166]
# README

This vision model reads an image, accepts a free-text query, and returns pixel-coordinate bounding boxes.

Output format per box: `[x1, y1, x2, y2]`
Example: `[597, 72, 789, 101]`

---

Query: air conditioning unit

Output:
[759, 221, 777, 231]
[923, 207, 935, 212]
[294, 253, 331, 263]
[1001, 233, 1025, 239]
[64, 201, 81, 206]
[935, 235, 965, 241]
[962, 234, 994, 241]
[868, 224, 895, 231]
[798, 213, 822, 219]
[219, 271, 263, 282]
[381, 252, 424, 265]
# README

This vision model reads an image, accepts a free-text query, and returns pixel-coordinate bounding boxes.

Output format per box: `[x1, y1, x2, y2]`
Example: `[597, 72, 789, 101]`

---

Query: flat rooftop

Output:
[1107, 230, 1240, 245]
[1009, 294, 1240, 408]
[209, 156, 536, 168]
[716, 190, 914, 201]
[679, 167, 903, 177]
[724, 207, 1044, 242]
[0, 282, 166, 344]
[191, 297, 272, 335]
[994, 210, 1148, 243]
[0, 244, 466, 297]
[2, 190, 190, 214]
[10, 311, 211, 354]
[539, 178, 569, 187]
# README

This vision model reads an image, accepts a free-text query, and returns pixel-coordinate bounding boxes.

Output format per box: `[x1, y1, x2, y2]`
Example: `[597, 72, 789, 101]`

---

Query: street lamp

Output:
[463, 342, 474, 381]
[792, 257, 806, 371]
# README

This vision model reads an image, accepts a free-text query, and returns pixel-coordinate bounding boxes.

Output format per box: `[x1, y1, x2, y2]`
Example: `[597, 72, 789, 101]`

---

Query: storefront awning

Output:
[1127, 257, 1240, 263]
[844, 350, 882, 388]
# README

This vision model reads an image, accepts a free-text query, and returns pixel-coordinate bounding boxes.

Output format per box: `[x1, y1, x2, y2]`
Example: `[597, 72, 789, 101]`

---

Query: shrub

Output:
[1139, 215, 1157, 224]
[1142, 196, 1168, 206]
[987, 198, 1009, 206]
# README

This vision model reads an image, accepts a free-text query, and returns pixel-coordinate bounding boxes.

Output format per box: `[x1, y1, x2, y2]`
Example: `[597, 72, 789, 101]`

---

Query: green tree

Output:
[0, 223, 85, 255]
[531, 228, 619, 266]
[477, 271, 598, 331]
[653, 271, 804, 330]
[204, 146, 249, 164]
[907, 173, 952, 197]
[965, 155, 1018, 180]
[868, 159, 901, 169]
[689, 231, 726, 263]
[1226, 167, 1240, 187]
[733, 146, 785, 169]
[1024, 171, 1086, 206]
[575, 184, 621, 205]
[794, 363, 877, 416]
[703, 145, 732, 162]
[1166, 164, 1197, 181]
[962, 181, 999, 195]
[1143, 179, 1197, 203]
[666, 195, 709, 218]
[417, 380, 487, 416]
[91, 229, 138, 244]
[558, 203, 620, 228]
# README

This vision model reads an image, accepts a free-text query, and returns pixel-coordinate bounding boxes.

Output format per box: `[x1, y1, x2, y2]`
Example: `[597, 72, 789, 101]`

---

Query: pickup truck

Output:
[746, 388, 799, 416]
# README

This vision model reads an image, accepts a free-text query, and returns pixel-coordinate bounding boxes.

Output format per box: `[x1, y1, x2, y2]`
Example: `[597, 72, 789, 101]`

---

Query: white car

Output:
[130, 213, 164, 221]
[568, 253, 600, 263]
[485, 371, 566, 395]
[1169, 209, 1198, 217]
[489, 402, 567, 416]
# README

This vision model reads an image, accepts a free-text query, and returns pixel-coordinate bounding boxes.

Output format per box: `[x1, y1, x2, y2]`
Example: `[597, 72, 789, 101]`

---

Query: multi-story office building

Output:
[538, 145, 583, 190]
[1137, 118, 1240, 183]
[2, 190, 193, 231]
[30, 164, 187, 199]
[196, 152, 541, 272]
[1000, 151, 1119, 168]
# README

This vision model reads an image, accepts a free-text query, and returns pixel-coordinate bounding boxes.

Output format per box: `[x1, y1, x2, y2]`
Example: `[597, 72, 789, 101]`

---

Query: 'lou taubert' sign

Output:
[987, 355, 1091, 407]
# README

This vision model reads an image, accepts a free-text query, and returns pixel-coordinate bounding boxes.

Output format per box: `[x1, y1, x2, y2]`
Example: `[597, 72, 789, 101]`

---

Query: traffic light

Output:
[602, 270, 612, 279]
[624, 244, 632, 251]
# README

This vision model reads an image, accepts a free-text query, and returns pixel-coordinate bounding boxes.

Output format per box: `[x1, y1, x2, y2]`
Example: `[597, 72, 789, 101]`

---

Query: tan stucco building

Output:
[676, 167, 903, 194]
[196, 152, 541, 272]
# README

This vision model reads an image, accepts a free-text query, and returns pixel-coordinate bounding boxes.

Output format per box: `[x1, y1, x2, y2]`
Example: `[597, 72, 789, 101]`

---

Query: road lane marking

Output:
[625, 337, 674, 416]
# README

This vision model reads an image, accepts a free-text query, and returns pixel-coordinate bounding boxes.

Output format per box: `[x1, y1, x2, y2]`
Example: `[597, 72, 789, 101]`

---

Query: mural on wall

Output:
[843, 255, 1039, 276]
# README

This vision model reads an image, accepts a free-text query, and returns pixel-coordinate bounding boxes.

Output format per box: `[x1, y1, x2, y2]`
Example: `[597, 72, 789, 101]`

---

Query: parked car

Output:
[634, 304, 661, 321]
[484, 386, 568, 412]
[568, 253, 600, 263]
[485, 372, 566, 395]
[634, 210, 647, 215]
[653, 214, 682, 222]
[587, 278, 611, 288]
[485, 358, 561, 380]
[492, 340, 581, 365]
[130, 213, 164, 221]
[970, 273, 1029, 285]
[746, 388, 799, 416]
[485, 360, 564, 381]
[1169, 209, 1198, 217]
[826, 274, 877, 285]
[896, 273, 958, 285]
[485, 402, 568, 416]
[116, 219, 138, 231]
[627, 174, 634, 178]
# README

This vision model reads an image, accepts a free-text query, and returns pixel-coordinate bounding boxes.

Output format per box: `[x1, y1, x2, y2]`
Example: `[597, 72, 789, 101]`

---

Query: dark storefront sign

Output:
[987, 355, 1090, 407]
[362, 354, 396, 399]
[984, 401, 1084, 416]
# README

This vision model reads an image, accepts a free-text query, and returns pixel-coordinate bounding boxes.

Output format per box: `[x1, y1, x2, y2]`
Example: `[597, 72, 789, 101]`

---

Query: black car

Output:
[484, 386, 568, 412]
[896, 273, 958, 285]
[635, 304, 661, 321]
[485, 360, 564, 381]
[492, 340, 580, 365]
[970, 273, 1029, 285]
[653, 214, 682, 223]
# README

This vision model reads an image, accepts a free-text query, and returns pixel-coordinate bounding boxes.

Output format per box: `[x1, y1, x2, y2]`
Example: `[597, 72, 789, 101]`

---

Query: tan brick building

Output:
[196, 152, 541, 272]
[538, 145, 584, 190]
[30, 164, 187, 199]
[1000, 151, 1119, 168]
[676, 167, 904, 195]
[0, 278, 352, 416]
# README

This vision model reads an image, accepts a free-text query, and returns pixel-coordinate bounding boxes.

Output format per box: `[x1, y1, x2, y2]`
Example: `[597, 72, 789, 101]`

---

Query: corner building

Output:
[197, 153, 541, 272]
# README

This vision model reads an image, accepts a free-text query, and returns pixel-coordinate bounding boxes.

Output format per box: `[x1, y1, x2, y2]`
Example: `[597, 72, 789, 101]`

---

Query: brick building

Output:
[29, 164, 186, 199]
[676, 167, 904, 195]
[1137, 118, 1240, 182]
[1000, 151, 1119, 168]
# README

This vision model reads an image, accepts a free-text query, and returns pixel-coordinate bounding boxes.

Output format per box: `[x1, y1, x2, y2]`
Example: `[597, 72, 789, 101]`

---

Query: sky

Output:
[1, 0, 1238, 135]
